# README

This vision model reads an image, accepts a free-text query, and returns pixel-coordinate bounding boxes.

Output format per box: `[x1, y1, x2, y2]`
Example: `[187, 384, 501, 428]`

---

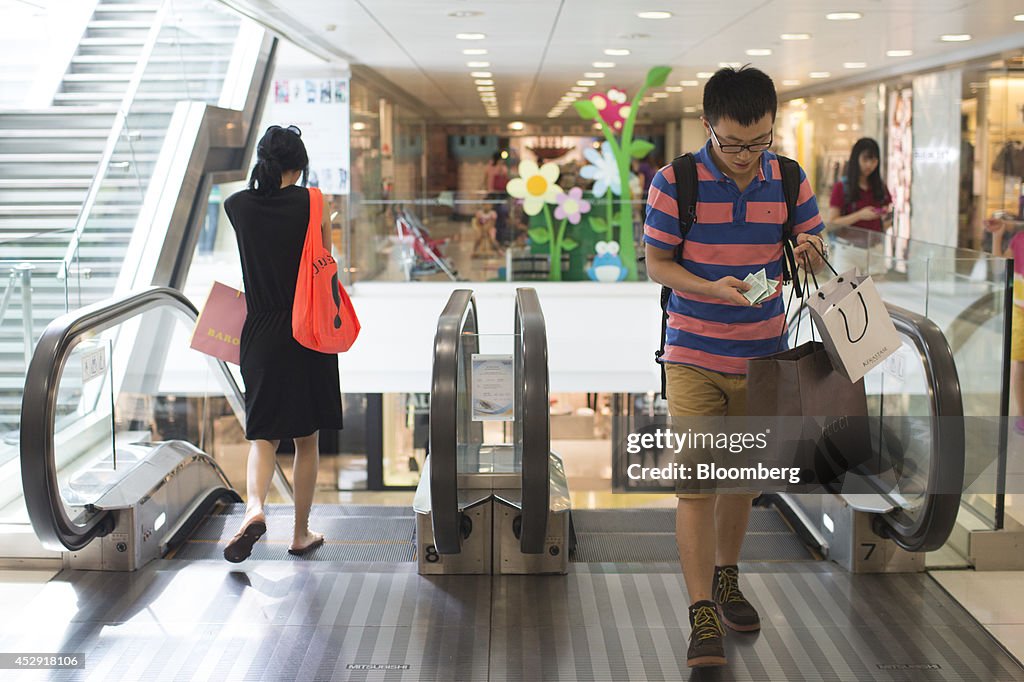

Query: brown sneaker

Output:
[713, 565, 761, 632]
[687, 600, 726, 667]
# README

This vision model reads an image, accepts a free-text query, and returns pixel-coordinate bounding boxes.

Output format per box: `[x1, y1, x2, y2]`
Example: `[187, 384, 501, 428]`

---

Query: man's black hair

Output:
[702, 65, 777, 126]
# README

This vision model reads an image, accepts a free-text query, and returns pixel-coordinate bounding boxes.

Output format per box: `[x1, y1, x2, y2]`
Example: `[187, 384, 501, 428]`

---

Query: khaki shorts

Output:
[665, 363, 757, 499]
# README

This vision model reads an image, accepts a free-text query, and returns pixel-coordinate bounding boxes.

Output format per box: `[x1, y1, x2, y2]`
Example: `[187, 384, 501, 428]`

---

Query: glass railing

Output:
[806, 228, 1012, 531]
[61, 0, 248, 291]
[342, 193, 653, 284]
[19, 287, 291, 551]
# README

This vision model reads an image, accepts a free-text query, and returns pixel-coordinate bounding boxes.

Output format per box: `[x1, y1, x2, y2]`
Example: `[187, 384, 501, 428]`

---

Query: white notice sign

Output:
[471, 354, 514, 421]
[81, 347, 107, 383]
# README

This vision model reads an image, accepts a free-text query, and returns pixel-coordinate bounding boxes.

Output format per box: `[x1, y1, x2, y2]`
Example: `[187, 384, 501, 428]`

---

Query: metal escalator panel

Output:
[20, 286, 290, 558]
[787, 299, 964, 552]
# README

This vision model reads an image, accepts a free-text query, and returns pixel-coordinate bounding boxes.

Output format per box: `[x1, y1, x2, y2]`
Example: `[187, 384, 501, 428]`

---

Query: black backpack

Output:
[653, 152, 803, 399]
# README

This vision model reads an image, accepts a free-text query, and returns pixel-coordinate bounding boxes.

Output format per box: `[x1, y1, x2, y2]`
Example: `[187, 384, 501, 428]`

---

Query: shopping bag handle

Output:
[836, 291, 869, 343]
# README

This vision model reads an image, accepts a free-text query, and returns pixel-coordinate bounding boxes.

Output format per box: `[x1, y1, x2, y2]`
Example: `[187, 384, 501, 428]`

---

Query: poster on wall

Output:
[268, 77, 350, 195]
[887, 88, 912, 270]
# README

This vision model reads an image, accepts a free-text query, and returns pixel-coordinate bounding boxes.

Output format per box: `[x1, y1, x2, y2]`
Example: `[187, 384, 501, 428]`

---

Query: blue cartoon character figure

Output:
[587, 241, 628, 282]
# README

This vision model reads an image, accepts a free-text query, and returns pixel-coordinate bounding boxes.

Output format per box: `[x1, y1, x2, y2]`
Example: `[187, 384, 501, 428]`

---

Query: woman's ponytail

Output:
[248, 125, 309, 197]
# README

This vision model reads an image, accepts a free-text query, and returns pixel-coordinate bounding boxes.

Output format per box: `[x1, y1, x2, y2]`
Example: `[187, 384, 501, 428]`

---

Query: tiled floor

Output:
[931, 570, 1024, 664]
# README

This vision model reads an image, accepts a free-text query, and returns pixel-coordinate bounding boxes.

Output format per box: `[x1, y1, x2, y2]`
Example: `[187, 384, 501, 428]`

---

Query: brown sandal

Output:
[223, 518, 267, 563]
[287, 535, 324, 557]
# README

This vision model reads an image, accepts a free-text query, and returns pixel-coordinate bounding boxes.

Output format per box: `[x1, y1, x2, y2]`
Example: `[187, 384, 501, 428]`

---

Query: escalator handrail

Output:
[20, 286, 292, 551]
[429, 289, 477, 555]
[786, 298, 965, 552]
[515, 288, 550, 554]
[881, 301, 965, 552]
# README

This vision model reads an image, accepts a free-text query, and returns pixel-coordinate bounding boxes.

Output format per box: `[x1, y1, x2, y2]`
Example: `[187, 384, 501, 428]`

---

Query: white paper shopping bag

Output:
[807, 269, 901, 383]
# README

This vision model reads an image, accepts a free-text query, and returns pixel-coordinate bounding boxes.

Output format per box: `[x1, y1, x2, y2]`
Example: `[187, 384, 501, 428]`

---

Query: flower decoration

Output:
[553, 187, 592, 225]
[589, 88, 631, 131]
[579, 142, 621, 198]
[506, 160, 563, 216]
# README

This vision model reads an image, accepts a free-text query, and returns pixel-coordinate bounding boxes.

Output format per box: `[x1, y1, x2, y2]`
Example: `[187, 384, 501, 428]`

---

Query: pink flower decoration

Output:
[554, 187, 592, 224]
[589, 88, 631, 131]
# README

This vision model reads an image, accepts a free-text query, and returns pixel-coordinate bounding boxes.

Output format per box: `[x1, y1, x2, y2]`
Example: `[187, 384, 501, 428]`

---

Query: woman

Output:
[828, 137, 892, 272]
[483, 151, 509, 193]
[221, 125, 343, 562]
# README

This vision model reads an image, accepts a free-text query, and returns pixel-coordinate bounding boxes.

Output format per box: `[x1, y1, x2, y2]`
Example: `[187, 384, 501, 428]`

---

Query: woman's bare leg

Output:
[243, 438, 279, 525]
[291, 432, 323, 549]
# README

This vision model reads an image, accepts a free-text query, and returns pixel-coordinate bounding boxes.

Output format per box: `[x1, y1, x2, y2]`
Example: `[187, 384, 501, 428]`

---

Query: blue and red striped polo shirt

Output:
[643, 141, 824, 375]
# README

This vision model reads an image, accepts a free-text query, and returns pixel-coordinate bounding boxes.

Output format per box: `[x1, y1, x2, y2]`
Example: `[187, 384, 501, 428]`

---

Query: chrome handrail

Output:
[21, 286, 293, 551]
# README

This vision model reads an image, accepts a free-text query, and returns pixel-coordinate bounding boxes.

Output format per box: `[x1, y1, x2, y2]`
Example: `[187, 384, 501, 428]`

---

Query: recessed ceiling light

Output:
[456, 33, 486, 40]
[577, 80, 596, 86]
[665, 86, 683, 92]
[475, 79, 494, 85]
[467, 61, 490, 67]
[463, 48, 488, 55]
[352, 122, 366, 131]
[809, 71, 830, 78]
[488, 112, 499, 117]
[826, 12, 862, 21]
[837, 123, 849, 131]
[843, 62, 867, 69]
[470, 71, 492, 78]
[448, 10, 482, 18]
[746, 49, 772, 56]
[683, 106, 697, 113]
[1015, 14, 1024, 21]
[593, 61, 616, 68]
[886, 49, 913, 57]
[780, 33, 811, 40]
[637, 11, 672, 19]
[547, 113, 560, 118]
[679, 79, 698, 86]
[940, 34, 971, 42]
[653, 92, 669, 98]
[584, 72, 606, 78]
[719, 62, 743, 68]
[782, 79, 801, 86]
[697, 72, 714, 79]
[571, 86, 589, 92]
[508, 121, 525, 130]
[604, 48, 631, 56]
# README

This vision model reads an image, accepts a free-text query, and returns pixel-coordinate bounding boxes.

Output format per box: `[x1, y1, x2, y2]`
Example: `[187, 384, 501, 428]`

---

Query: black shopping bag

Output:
[747, 341, 872, 491]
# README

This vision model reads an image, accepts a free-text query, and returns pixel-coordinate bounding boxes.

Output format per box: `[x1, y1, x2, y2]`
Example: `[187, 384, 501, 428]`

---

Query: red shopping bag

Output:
[190, 281, 246, 364]
[292, 187, 360, 352]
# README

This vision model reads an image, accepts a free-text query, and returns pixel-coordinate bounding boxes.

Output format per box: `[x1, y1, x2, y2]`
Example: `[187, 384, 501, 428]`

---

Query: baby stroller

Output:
[394, 208, 459, 281]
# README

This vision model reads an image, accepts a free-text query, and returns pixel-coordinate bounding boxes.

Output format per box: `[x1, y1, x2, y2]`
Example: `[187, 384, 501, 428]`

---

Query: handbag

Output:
[292, 187, 360, 353]
[190, 281, 246, 364]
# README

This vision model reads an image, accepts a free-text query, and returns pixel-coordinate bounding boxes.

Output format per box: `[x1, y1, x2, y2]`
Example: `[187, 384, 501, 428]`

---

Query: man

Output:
[643, 66, 826, 668]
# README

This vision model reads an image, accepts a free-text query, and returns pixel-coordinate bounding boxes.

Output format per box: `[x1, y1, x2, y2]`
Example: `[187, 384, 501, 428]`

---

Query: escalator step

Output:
[571, 507, 791, 534]
[171, 540, 415, 563]
[191, 515, 416, 543]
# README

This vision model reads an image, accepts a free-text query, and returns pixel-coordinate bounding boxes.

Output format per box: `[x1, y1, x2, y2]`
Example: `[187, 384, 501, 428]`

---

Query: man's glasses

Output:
[707, 121, 772, 154]
[268, 124, 302, 137]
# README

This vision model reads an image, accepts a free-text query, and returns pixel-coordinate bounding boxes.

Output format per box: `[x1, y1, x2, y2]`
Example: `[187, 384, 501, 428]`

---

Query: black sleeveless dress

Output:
[224, 185, 343, 440]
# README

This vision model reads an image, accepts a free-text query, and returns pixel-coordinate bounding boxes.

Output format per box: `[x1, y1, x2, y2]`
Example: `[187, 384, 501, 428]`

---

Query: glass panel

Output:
[343, 193, 651, 284]
[46, 305, 247, 526]
[457, 332, 518, 475]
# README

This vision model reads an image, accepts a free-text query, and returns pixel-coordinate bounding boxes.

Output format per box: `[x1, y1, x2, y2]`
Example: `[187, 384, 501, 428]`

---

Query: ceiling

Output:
[224, 0, 1024, 122]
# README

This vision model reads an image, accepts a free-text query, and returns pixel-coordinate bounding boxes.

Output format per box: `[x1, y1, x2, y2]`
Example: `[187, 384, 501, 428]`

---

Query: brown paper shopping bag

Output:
[190, 281, 246, 364]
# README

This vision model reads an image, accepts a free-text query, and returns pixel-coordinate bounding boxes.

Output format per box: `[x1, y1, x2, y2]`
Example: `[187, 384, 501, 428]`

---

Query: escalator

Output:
[16, 285, 1024, 679]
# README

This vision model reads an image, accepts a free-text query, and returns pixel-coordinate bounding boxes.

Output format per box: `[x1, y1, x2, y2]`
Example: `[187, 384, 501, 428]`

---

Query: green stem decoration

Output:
[544, 206, 561, 282]
[605, 193, 613, 238]
[574, 66, 671, 282]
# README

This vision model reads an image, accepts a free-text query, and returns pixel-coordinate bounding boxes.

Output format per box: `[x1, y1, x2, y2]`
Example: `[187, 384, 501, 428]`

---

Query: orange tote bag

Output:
[191, 281, 246, 364]
[292, 187, 360, 353]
